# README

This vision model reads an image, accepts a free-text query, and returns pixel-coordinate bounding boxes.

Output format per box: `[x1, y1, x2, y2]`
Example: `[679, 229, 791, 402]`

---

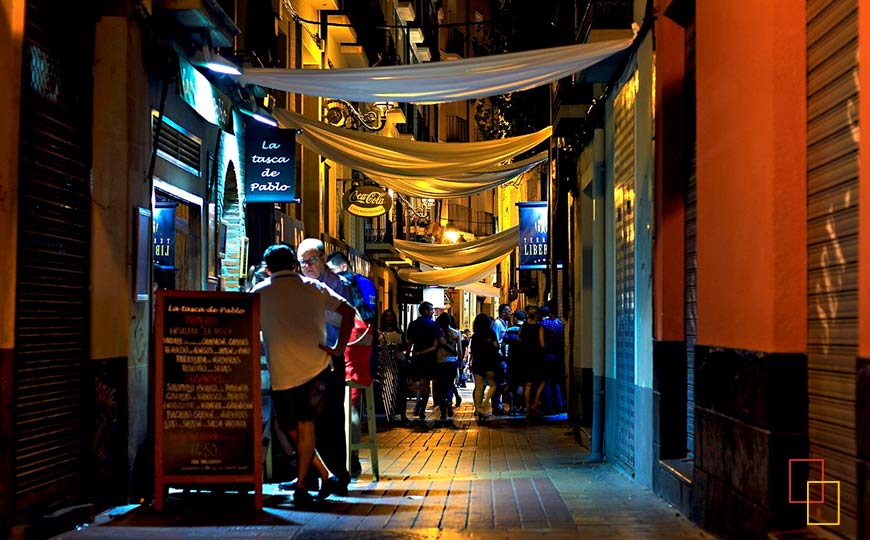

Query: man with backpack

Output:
[326, 251, 378, 479]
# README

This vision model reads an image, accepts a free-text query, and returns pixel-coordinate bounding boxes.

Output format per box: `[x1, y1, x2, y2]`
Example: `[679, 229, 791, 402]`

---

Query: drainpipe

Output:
[589, 127, 606, 461]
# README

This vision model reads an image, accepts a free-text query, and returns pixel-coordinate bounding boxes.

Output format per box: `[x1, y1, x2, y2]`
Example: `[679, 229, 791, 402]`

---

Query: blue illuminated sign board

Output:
[153, 203, 176, 269]
[177, 58, 234, 133]
[518, 201, 548, 270]
[244, 122, 298, 203]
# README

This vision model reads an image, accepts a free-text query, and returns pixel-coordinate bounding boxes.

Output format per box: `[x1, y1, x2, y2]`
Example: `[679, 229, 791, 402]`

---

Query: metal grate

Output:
[153, 114, 202, 176]
[684, 20, 697, 458]
[805, 0, 859, 535]
[14, 0, 93, 516]
[613, 70, 636, 474]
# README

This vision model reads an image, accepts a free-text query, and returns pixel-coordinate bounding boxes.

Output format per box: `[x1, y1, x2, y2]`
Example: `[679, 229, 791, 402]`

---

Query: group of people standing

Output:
[249, 241, 566, 506]
[384, 300, 566, 423]
[249, 239, 376, 507]
[466, 303, 566, 419]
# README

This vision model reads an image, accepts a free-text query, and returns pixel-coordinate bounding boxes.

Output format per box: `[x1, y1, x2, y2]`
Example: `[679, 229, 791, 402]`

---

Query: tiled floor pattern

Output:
[52, 387, 715, 540]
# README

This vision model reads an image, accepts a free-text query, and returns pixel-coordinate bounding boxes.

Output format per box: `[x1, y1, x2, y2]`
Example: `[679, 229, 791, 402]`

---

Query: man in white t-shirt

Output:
[251, 244, 355, 505]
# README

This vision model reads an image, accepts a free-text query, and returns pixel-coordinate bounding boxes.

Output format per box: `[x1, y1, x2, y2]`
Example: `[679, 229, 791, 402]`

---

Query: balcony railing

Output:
[578, 0, 634, 43]
[446, 203, 495, 237]
[445, 27, 465, 58]
[364, 226, 391, 244]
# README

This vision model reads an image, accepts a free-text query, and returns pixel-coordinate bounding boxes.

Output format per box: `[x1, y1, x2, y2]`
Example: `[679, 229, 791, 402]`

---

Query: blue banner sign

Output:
[518, 201, 548, 270]
[244, 122, 298, 203]
[153, 203, 176, 269]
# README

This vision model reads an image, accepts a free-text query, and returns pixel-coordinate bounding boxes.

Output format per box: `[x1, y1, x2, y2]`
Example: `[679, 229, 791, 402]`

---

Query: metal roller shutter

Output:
[684, 20, 697, 459]
[806, 0, 859, 536]
[614, 70, 637, 474]
[14, 0, 93, 518]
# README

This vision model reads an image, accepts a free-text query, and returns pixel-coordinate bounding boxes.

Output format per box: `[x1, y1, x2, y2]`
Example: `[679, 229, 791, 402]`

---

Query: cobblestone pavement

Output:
[53, 387, 716, 540]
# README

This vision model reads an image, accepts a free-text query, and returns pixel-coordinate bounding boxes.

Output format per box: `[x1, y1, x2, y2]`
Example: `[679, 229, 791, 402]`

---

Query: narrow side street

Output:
[53, 388, 714, 540]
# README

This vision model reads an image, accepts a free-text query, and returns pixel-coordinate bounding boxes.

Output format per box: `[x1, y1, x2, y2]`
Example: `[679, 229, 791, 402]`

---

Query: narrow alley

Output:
[52, 389, 713, 540]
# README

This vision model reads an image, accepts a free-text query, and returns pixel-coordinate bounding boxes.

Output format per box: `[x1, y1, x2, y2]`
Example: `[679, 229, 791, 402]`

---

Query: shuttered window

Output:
[152, 112, 202, 177]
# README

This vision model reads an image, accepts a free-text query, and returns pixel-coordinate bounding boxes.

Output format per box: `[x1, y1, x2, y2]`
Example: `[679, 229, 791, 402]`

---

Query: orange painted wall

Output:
[695, 0, 806, 353]
[653, 9, 685, 342]
[860, 0, 870, 359]
[0, 0, 24, 350]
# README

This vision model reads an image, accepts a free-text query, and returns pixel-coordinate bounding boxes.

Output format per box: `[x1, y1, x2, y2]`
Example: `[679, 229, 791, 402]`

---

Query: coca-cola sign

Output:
[342, 185, 392, 217]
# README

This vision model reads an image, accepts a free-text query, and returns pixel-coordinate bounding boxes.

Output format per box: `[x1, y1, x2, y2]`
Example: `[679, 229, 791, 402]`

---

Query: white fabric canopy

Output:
[368, 153, 547, 198]
[397, 256, 507, 287]
[274, 108, 550, 178]
[394, 226, 519, 268]
[459, 281, 501, 298]
[245, 38, 633, 104]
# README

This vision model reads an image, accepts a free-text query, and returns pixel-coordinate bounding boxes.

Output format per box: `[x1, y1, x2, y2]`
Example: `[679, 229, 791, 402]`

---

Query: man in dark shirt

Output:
[502, 310, 526, 415]
[405, 301, 440, 419]
[539, 305, 566, 413]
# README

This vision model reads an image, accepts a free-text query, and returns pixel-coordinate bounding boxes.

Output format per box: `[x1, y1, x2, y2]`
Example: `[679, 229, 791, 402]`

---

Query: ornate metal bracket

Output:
[322, 99, 386, 132]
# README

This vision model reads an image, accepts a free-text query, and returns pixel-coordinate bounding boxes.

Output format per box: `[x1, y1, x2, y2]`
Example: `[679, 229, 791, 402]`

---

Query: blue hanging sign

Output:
[153, 203, 176, 269]
[244, 121, 298, 203]
[517, 201, 548, 270]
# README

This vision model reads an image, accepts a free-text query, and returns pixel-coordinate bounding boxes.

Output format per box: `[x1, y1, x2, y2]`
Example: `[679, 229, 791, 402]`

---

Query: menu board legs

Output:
[153, 290, 263, 511]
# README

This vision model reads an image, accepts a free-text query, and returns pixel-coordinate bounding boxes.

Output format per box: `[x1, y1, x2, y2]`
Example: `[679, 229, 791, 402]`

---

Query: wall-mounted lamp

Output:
[190, 46, 241, 76]
[239, 104, 278, 127]
[322, 99, 405, 132]
[443, 225, 460, 244]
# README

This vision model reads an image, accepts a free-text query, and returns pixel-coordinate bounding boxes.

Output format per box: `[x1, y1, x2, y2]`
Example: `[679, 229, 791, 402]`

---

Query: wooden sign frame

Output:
[153, 290, 262, 510]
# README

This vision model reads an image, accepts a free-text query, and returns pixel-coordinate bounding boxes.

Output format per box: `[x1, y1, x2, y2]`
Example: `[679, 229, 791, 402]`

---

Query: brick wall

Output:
[217, 127, 245, 291]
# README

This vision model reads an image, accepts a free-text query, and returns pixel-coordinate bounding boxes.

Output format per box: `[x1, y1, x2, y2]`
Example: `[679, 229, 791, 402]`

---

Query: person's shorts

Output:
[272, 366, 331, 430]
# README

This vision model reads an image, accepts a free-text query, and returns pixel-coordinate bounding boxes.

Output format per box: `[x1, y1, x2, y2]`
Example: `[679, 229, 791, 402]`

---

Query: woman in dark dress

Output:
[470, 313, 499, 419]
[518, 307, 546, 416]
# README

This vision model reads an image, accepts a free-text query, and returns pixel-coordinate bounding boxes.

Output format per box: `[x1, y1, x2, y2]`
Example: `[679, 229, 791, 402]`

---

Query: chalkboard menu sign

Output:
[153, 290, 262, 510]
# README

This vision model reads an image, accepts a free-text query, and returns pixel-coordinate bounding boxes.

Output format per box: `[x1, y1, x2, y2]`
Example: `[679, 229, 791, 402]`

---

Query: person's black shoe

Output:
[454, 395, 462, 407]
[491, 407, 506, 416]
[278, 478, 299, 491]
[293, 489, 313, 507]
[317, 475, 347, 500]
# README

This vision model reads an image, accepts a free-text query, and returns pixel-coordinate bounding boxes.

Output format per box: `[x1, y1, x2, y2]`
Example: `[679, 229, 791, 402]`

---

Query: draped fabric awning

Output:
[274, 109, 550, 178]
[367, 153, 547, 198]
[394, 227, 519, 268]
[397, 256, 507, 287]
[459, 281, 501, 298]
[244, 38, 633, 104]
